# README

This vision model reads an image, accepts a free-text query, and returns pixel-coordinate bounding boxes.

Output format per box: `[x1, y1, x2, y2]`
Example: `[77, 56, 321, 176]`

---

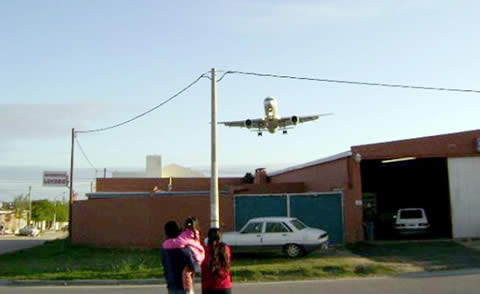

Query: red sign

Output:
[43, 171, 69, 187]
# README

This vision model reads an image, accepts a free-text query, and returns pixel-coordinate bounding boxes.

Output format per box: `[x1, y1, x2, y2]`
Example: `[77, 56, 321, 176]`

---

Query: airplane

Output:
[219, 96, 333, 136]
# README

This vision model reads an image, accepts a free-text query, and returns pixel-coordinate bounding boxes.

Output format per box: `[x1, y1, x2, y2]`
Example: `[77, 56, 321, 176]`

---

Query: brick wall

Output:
[270, 157, 364, 243]
[232, 183, 306, 194]
[353, 129, 480, 160]
[72, 194, 234, 248]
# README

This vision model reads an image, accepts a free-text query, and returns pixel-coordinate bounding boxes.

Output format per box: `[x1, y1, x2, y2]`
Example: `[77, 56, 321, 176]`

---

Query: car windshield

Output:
[241, 222, 263, 234]
[290, 219, 307, 230]
[400, 210, 423, 219]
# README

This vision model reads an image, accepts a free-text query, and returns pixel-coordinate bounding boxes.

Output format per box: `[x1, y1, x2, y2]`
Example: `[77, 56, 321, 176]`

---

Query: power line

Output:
[75, 136, 97, 173]
[76, 72, 210, 134]
[219, 70, 480, 93]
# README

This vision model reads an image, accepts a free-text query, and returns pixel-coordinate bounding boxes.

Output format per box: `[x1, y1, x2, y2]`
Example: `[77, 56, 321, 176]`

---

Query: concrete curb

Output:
[2, 269, 480, 287]
[396, 268, 480, 279]
[1, 279, 166, 287]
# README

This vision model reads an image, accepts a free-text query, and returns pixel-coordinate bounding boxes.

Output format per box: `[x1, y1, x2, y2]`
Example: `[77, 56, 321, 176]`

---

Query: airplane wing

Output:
[218, 118, 266, 130]
[278, 113, 333, 127]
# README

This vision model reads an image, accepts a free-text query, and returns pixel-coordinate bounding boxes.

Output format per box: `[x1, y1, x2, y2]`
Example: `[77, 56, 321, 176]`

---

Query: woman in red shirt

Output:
[201, 228, 232, 294]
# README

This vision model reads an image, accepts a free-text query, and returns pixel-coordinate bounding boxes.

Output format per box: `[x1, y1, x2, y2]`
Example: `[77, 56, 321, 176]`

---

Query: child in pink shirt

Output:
[178, 217, 205, 294]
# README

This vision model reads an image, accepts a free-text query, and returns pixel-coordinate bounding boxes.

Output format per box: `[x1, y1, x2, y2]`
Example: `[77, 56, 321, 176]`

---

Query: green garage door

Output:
[290, 193, 344, 244]
[234, 195, 287, 231]
[234, 193, 344, 244]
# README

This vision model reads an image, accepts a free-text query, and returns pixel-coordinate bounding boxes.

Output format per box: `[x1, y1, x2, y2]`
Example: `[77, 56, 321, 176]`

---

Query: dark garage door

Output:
[290, 194, 344, 244]
[234, 195, 287, 231]
[234, 193, 344, 244]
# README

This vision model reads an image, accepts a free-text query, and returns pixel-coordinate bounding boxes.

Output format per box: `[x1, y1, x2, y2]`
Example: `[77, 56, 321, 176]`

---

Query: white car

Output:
[221, 217, 328, 258]
[394, 208, 430, 234]
[19, 226, 40, 237]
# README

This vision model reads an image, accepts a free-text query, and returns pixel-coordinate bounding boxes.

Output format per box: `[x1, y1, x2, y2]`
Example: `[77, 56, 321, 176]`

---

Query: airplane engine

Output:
[244, 119, 253, 128]
[290, 115, 299, 125]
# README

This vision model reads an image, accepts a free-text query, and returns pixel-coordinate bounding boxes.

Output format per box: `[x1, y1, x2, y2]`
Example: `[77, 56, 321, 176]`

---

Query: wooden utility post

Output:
[27, 185, 32, 225]
[68, 128, 75, 242]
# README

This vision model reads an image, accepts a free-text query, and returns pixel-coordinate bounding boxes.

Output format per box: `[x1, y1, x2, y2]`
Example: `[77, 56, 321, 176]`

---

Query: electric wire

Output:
[76, 72, 210, 134]
[219, 70, 480, 93]
[75, 136, 98, 173]
[216, 71, 230, 83]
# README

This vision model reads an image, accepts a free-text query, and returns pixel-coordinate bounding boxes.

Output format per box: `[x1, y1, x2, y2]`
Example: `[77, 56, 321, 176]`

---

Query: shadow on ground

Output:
[348, 240, 480, 271]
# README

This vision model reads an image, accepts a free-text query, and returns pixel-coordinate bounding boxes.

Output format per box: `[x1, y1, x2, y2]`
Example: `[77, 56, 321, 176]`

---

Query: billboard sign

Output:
[43, 171, 69, 187]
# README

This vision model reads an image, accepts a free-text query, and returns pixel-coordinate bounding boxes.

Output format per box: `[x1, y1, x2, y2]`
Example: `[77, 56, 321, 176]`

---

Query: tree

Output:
[31, 200, 55, 222]
[29, 199, 69, 223]
[13, 194, 29, 219]
[242, 172, 255, 184]
[54, 200, 69, 222]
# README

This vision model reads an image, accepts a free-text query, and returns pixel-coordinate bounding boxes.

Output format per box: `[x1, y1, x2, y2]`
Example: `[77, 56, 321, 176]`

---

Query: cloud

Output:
[229, 0, 430, 30]
[0, 103, 128, 142]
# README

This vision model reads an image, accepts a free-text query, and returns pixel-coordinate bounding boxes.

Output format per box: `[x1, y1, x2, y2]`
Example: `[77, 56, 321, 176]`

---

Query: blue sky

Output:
[1, 1, 479, 201]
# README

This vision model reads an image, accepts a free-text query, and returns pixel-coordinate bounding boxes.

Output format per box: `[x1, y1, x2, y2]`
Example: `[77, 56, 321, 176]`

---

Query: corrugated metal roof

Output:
[268, 151, 352, 177]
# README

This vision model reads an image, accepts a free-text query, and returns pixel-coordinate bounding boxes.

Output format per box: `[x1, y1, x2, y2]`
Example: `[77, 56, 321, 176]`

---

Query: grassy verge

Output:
[0, 239, 397, 281]
[232, 251, 396, 282]
[0, 240, 162, 280]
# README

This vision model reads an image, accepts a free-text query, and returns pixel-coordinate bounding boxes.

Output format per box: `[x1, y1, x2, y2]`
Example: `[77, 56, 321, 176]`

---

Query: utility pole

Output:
[27, 186, 32, 225]
[210, 68, 219, 228]
[53, 197, 57, 230]
[69, 128, 75, 242]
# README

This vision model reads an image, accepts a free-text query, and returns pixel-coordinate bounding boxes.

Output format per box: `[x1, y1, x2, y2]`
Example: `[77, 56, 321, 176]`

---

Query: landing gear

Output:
[282, 130, 288, 135]
[257, 132, 263, 136]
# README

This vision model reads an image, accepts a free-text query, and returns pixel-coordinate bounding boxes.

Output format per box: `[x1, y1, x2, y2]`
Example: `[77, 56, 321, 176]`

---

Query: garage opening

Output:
[361, 157, 452, 240]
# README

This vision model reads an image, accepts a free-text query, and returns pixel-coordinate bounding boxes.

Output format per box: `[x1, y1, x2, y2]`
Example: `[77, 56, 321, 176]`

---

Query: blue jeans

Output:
[168, 289, 186, 294]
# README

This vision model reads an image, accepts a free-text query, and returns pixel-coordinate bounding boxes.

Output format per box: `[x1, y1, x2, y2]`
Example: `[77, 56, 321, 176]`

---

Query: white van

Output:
[394, 208, 430, 234]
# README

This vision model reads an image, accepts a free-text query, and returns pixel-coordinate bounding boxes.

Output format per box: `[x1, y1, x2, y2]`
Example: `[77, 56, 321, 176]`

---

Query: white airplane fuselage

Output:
[264, 97, 280, 133]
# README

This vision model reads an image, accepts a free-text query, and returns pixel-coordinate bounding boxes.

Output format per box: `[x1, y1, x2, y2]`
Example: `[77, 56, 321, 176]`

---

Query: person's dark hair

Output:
[185, 216, 200, 240]
[207, 228, 230, 276]
[164, 221, 181, 239]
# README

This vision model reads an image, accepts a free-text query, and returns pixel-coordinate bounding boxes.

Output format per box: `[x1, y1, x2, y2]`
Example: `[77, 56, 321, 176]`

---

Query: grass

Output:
[2, 239, 477, 281]
[231, 251, 395, 282]
[0, 239, 396, 281]
[0, 239, 162, 280]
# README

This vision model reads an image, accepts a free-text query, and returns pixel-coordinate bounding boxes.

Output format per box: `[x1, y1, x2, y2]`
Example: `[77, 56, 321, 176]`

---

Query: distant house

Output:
[162, 164, 204, 178]
[0, 208, 26, 234]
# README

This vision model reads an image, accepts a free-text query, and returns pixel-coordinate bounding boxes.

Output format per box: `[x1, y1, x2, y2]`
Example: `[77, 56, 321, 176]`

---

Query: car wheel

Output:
[284, 244, 304, 258]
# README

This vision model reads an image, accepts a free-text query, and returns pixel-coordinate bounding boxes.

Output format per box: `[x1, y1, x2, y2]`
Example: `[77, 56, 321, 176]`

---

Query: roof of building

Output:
[268, 151, 352, 177]
[269, 129, 480, 177]
[86, 190, 231, 199]
[352, 128, 480, 160]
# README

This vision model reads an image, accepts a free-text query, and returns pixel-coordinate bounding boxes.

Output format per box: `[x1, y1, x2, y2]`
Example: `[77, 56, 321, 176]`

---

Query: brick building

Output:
[72, 129, 480, 248]
[270, 129, 480, 241]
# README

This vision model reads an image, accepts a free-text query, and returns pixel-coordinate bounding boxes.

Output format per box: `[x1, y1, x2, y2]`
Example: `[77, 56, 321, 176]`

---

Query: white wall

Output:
[146, 155, 162, 178]
[448, 157, 480, 239]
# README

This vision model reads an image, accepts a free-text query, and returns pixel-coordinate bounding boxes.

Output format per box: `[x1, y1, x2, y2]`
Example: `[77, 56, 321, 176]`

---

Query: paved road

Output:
[0, 231, 66, 255]
[0, 272, 479, 294]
